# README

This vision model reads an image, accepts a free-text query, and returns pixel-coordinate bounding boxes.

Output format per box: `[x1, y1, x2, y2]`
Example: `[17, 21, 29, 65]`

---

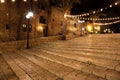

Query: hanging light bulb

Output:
[100, 9, 103, 11]
[87, 13, 89, 15]
[109, 5, 112, 8]
[34, 0, 38, 2]
[115, 2, 118, 5]
[23, 0, 27, 2]
[93, 11, 96, 14]
[1, 0, 5, 3]
[12, 0, 15, 2]
[67, 1, 120, 19]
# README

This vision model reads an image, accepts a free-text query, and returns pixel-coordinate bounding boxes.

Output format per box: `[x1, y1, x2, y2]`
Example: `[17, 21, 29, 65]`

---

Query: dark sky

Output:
[71, 0, 120, 33]
[71, 0, 120, 16]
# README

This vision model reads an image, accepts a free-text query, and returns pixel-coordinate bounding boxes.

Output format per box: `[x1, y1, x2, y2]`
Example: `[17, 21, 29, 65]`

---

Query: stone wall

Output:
[0, 1, 81, 42]
[0, 1, 49, 42]
[49, 7, 64, 36]
[0, 36, 61, 52]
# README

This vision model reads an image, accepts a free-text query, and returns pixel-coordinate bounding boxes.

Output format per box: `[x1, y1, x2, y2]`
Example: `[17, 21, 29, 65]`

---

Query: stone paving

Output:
[0, 34, 120, 80]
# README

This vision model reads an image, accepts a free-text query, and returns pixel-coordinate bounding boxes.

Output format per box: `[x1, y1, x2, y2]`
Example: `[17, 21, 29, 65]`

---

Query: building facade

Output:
[0, 0, 84, 42]
[0, 0, 66, 42]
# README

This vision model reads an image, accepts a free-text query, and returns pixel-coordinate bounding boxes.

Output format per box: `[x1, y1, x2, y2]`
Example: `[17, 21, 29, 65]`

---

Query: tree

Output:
[57, 0, 80, 39]
[40, 0, 80, 36]
[59, 0, 80, 13]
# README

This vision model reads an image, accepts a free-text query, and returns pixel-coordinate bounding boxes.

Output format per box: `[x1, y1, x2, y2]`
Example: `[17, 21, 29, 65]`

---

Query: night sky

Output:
[71, 0, 120, 33]
[71, 0, 120, 16]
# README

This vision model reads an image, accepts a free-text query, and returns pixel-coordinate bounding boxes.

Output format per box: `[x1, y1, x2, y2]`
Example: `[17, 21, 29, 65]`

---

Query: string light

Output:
[109, 5, 112, 8]
[23, 0, 27, 2]
[0, 0, 5, 3]
[12, 0, 15, 2]
[115, 2, 118, 5]
[77, 16, 120, 21]
[67, 1, 120, 17]
[94, 20, 120, 26]
[34, 0, 38, 2]
[93, 11, 96, 14]
[66, 1, 120, 22]
[0, 0, 38, 3]
[100, 8, 103, 11]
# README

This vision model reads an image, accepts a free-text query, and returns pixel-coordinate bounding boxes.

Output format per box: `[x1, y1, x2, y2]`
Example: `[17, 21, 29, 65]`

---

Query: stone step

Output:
[17, 50, 105, 80]
[0, 54, 19, 80]
[41, 40, 120, 49]
[39, 47, 120, 72]
[31, 49, 120, 80]
[35, 46, 120, 61]
[21, 49, 120, 80]
[38, 45, 120, 55]
[34, 47, 120, 71]
[39, 42, 120, 51]
[1, 53, 33, 80]
[6, 51, 60, 80]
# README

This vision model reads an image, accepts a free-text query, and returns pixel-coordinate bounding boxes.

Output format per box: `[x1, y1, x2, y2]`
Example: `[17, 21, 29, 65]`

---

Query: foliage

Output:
[42, 0, 80, 13]
[58, 0, 80, 13]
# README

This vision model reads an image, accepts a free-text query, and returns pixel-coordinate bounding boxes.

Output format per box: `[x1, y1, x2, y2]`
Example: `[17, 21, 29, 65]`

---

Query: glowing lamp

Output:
[87, 25, 93, 32]
[12, 0, 15, 2]
[1, 0, 5, 3]
[36, 26, 43, 32]
[26, 11, 33, 19]
[23, 0, 27, 2]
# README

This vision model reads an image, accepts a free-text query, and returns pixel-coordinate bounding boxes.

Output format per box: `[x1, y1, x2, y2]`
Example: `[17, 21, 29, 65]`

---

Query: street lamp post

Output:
[26, 11, 33, 49]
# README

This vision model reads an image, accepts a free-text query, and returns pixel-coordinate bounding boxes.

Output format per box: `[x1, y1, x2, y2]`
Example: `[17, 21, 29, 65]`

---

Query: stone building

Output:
[0, 0, 84, 42]
[0, 0, 66, 42]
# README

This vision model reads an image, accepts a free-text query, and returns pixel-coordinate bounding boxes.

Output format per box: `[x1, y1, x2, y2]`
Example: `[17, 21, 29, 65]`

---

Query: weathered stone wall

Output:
[49, 7, 64, 36]
[0, 1, 80, 42]
[0, 1, 48, 42]
[0, 36, 61, 52]
[0, 1, 21, 42]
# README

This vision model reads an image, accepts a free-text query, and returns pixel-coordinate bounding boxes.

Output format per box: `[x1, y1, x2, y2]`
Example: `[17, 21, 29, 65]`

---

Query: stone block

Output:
[106, 69, 120, 80]
[92, 66, 107, 78]
[115, 65, 120, 72]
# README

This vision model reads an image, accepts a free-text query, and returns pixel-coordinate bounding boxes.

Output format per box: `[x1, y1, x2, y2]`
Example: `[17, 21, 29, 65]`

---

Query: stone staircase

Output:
[0, 34, 120, 80]
[0, 54, 18, 80]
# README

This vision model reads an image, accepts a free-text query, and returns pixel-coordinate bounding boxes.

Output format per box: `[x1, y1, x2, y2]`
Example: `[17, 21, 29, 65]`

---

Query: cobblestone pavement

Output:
[0, 34, 120, 80]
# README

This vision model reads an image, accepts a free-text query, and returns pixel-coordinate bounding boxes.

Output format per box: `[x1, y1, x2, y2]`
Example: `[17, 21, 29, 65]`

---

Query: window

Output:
[22, 23, 27, 32]
[74, 23, 76, 28]
[39, 16, 46, 24]
[6, 24, 10, 29]
[22, 23, 32, 32]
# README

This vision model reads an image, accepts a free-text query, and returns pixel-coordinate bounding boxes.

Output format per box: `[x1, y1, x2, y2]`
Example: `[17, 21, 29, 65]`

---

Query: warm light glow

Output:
[93, 11, 96, 14]
[12, 0, 15, 2]
[115, 2, 118, 5]
[100, 9, 103, 11]
[87, 25, 93, 32]
[36, 26, 43, 32]
[1, 0, 5, 3]
[95, 26, 100, 30]
[26, 15, 30, 19]
[28, 12, 33, 17]
[78, 20, 85, 23]
[23, 0, 27, 2]
[26, 11, 33, 19]
[64, 13, 67, 19]
[34, 0, 38, 2]
[97, 27, 100, 30]
[109, 5, 112, 8]
[82, 28, 85, 31]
